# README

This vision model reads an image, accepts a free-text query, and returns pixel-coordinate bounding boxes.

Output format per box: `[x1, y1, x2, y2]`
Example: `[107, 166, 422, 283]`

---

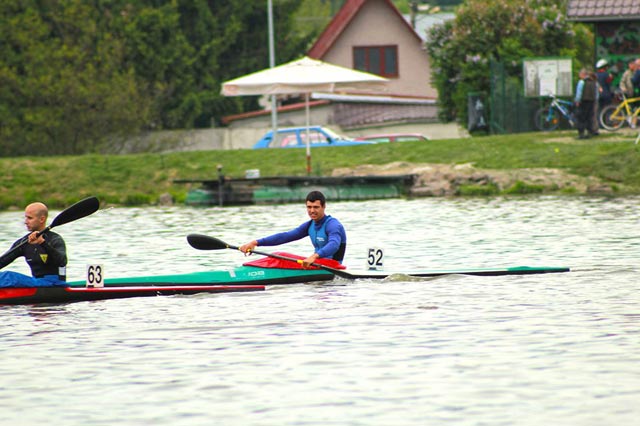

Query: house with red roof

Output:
[222, 0, 463, 142]
[308, 0, 437, 99]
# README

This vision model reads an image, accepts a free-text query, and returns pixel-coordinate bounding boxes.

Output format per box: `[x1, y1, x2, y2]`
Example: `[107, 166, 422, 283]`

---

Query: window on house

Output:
[353, 46, 398, 77]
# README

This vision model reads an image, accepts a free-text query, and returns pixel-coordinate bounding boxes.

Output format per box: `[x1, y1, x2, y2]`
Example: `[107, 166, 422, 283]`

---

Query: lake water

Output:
[1, 196, 639, 426]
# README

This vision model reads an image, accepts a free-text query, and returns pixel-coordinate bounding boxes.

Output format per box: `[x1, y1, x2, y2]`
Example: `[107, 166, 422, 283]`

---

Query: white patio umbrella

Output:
[222, 56, 389, 174]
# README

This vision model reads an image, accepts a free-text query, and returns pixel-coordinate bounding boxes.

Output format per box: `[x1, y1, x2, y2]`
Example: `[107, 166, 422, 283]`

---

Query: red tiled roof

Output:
[333, 102, 438, 128]
[221, 100, 330, 125]
[567, 0, 640, 21]
[307, 0, 422, 59]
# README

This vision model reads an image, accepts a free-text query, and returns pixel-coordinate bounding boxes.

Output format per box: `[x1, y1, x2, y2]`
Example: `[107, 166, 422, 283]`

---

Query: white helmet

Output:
[596, 59, 608, 68]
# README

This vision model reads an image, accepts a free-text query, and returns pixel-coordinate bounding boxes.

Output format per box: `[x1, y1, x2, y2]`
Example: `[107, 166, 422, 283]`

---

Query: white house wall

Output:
[320, 0, 437, 99]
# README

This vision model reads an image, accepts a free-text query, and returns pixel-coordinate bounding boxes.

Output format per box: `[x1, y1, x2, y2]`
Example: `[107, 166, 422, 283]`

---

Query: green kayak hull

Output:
[1, 265, 569, 305]
[67, 265, 334, 288]
[62, 264, 569, 288]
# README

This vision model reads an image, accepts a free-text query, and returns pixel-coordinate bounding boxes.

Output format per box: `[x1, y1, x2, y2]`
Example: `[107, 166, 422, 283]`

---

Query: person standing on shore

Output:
[632, 59, 640, 96]
[0, 202, 68, 287]
[594, 59, 613, 134]
[575, 68, 598, 139]
[596, 59, 613, 107]
[239, 191, 347, 267]
[619, 59, 636, 97]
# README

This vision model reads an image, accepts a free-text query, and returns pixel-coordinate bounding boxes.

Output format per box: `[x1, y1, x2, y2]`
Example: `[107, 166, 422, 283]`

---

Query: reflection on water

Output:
[1, 196, 640, 425]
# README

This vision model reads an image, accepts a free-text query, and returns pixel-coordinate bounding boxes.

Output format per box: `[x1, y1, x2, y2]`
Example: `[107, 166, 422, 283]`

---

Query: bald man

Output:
[0, 202, 68, 287]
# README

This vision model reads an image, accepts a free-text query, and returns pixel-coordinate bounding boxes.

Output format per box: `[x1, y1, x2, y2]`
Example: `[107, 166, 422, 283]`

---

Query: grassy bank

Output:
[2, 130, 640, 210]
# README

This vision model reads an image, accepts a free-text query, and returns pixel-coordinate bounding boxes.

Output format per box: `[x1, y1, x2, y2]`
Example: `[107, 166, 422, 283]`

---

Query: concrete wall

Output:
[128, 121, 468, 153]
[121, 129, 228, 153]
[348, 122, 469, 141]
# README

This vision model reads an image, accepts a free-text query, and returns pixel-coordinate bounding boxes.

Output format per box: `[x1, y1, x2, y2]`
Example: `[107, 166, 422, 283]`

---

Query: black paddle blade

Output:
[187, 234, 237, 251]
[49, 196, 100, 229]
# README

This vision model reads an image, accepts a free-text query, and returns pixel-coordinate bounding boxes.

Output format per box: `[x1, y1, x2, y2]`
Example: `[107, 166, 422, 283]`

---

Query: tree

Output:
[0, 0, 315, 156]
[0, 0, 152, 156]
[121, 0, 314, 129]
[425, 0, 593, 124]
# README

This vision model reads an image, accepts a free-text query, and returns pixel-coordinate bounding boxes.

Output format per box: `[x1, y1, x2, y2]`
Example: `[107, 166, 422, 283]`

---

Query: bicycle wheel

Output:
[535, 107, 560, 131]
[600, 105, 627, 131]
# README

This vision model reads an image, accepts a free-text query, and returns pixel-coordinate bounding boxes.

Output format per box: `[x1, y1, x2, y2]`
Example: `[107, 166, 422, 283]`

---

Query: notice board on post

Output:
[523, 57, 573, 97]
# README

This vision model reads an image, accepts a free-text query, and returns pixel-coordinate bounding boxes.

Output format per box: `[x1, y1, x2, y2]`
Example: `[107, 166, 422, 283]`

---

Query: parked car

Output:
[253, 126, 375, 149]
[354, 133, 429, 143]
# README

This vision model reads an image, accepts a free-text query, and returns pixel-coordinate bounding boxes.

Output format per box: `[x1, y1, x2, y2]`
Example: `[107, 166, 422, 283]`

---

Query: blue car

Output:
[252, 126, 375, 149]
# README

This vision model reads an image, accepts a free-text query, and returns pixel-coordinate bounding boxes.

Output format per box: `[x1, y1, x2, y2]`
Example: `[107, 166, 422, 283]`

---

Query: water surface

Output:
[1, 197, 639, 425]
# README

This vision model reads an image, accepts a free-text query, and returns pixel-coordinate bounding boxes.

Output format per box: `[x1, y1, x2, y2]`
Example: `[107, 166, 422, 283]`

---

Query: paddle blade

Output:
[187, 234, 237, 251]
[49, 196, 100, 229]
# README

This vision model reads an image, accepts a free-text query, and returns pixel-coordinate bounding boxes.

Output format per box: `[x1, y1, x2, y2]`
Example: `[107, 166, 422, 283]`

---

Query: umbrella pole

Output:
[305, 93, 311, 175]
[268, 0, 278, 145]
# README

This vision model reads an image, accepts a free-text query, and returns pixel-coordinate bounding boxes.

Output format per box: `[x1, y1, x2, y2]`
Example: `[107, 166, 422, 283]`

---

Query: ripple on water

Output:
[1, 197, 640, 425]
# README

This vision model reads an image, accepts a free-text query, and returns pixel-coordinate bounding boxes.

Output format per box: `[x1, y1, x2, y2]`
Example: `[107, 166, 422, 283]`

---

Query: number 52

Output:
[366, 248, 384, 270]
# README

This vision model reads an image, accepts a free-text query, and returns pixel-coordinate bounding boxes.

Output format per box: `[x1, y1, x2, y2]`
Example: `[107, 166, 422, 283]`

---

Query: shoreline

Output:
[0, 129, 638, 211]
[332, 162, 615, 197]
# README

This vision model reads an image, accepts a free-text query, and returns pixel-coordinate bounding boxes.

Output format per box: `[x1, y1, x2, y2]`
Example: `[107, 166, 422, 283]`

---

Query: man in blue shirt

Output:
[239, 191, 346, 267]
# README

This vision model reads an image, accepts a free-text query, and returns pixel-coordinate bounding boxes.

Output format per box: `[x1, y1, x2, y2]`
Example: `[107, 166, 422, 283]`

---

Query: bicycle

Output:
[599, 89, 640, 131]
[534, 94, 576, 131]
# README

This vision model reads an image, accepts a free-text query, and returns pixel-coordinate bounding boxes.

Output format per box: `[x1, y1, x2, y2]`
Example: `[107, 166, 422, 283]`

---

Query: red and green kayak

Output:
[0, 252, 570, 305]
[0, 257, 327, 305]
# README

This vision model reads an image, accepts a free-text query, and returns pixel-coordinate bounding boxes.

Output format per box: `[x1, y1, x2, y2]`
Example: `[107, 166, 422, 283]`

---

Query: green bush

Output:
[504, 180, 545, 194]
[123, 194, 154, 206]
[426, 0, 593, 127]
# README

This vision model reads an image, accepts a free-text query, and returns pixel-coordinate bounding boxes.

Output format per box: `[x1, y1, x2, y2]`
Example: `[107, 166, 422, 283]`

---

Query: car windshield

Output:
[269, 129, 346, 148]
[322, 127, 348, 141]
[301, 130, 327, 144]
[257, 126, 361, 149]
[273, 129, 335, 147]
[277, 134, 298, 147]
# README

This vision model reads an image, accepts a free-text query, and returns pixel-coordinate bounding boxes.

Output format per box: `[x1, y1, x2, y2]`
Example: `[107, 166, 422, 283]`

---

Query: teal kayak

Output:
[0, 262, 570, 305]
[65, 263, 570, 287]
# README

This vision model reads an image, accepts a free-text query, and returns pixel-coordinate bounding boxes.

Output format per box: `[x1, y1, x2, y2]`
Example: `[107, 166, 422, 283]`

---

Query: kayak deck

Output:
[67, 266, 334, 288]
